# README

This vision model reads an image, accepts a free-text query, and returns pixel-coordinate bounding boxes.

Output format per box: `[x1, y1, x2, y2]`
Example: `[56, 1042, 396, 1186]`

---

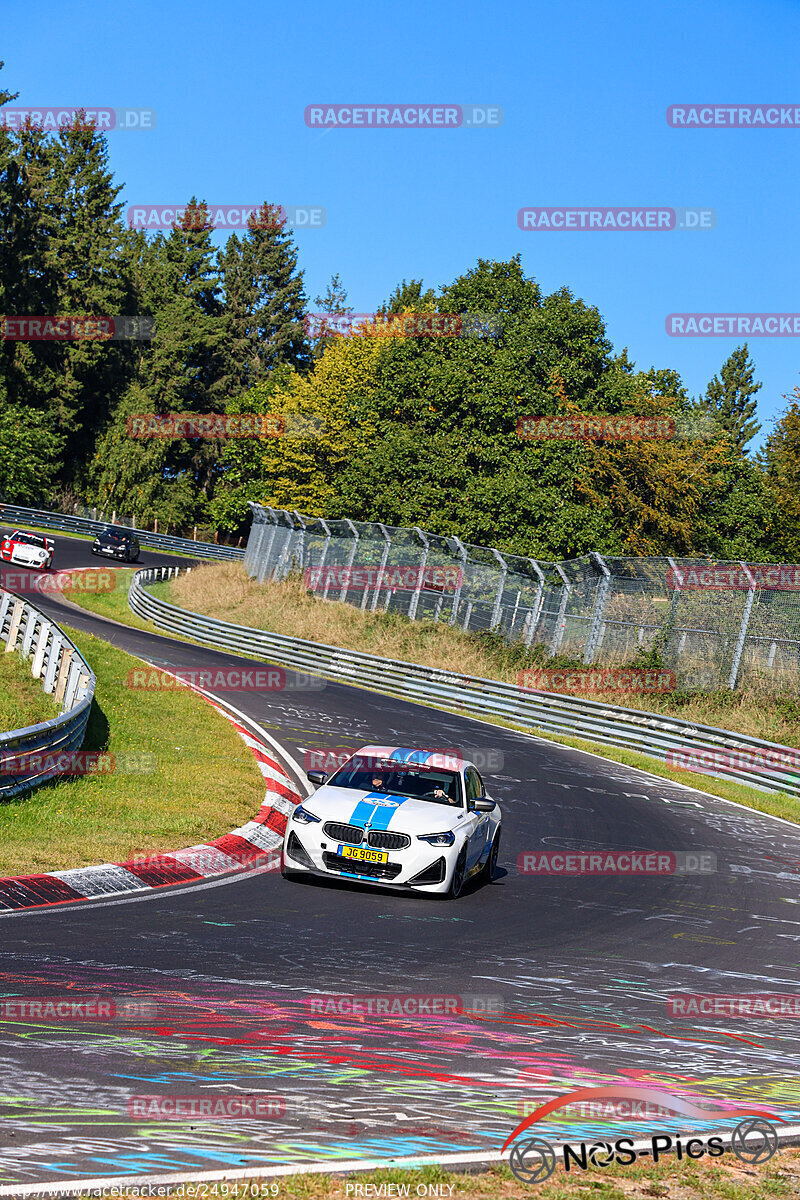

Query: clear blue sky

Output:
[5, 0, 800, 450]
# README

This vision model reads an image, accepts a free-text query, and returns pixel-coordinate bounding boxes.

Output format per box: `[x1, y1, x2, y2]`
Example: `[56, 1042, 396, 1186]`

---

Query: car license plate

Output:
[338, 845, 388, 863]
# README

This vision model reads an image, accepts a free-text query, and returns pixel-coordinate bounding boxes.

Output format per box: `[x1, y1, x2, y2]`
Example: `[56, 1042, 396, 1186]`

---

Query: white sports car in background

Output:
[0, 530, 54, 569]
[282, 745, 502, 898]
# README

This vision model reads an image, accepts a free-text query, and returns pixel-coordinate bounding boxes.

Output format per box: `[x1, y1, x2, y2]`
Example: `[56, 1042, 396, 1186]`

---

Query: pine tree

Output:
[315, 272, 352, 315]
[88, 201, 227, 522]
[218, 204, 310, 394]
[9, 113, 133, 485]
[700, 344, 762, 452]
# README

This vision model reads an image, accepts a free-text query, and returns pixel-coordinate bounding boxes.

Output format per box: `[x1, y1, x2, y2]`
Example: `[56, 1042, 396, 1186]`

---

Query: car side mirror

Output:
[306, 769, 327, 786]
[472, 797, 496, 812]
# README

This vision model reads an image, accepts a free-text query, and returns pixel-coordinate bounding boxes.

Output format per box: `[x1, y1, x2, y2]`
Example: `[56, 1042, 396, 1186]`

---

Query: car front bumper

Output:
[282, 828, 455, 894]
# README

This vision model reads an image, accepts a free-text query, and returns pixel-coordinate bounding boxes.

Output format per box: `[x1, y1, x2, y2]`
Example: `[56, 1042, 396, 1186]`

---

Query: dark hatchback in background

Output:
[91, 527, 140, 562]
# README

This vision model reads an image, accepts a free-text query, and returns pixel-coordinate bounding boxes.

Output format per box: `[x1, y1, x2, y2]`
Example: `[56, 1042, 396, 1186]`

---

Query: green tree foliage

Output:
[210, 333, 386, 530]
[10, 115, 134, 483]
[761, 393, 800, 561]
[699, 343, 762, 452]
[380, 278, 437, 313]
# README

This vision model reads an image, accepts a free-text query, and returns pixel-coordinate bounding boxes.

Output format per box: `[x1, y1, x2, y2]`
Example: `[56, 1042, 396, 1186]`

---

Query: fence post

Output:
[339, 519, 360, 604]
[292, 510, 307, 574]
[524, 559, 546, 647]
[728, 562, 757, 690]
[583, 553, 612, 665]
[273, 510, 298, 581]
[408, 527, 430, 621]
[447, 536, 468, 626]
[550, 566, 572, 654]
[370, 524, 393, 612]
[312, 518, 332, 594]
[256, 507, 279, 583]
[489, 549, 508, 631]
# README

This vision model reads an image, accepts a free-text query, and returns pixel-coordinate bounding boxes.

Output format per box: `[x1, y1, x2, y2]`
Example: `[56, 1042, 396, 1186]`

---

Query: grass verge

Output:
[68, 1147, 800, 1200]
[0, 623, 265, 875]
[0, 648, 60, 734]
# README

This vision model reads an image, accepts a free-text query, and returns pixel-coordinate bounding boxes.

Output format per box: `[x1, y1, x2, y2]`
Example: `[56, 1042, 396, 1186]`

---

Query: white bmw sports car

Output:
[282, 746, 502, 898]
[0, 530, 54, 569]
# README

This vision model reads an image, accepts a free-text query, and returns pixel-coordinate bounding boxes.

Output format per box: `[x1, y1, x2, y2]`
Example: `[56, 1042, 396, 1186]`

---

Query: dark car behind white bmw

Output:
[91, 527, 140, 562]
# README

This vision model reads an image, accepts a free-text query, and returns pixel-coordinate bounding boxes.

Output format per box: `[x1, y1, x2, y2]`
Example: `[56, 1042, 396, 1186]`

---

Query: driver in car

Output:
[430, 782, 458, 805]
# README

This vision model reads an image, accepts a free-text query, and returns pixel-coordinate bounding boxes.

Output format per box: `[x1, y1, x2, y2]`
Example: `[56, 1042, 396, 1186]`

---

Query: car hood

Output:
[304, 786, 466, 833]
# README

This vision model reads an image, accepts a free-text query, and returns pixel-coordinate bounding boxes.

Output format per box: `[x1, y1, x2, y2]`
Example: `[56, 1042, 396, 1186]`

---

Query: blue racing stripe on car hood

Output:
[347, 792, 408, 831]
[369, 796, 409, 831]
[348, 796, 381, 827]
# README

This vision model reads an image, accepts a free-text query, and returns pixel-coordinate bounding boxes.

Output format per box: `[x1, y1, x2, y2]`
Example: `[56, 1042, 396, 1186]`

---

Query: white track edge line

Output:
[5, 1123, 800, 1195]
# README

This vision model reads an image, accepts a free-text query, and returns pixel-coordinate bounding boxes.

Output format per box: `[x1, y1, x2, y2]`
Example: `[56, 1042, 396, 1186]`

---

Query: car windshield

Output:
[13, 533, 47, 548]
[102, 529, 126, 540]
[327, 760, 463, 806]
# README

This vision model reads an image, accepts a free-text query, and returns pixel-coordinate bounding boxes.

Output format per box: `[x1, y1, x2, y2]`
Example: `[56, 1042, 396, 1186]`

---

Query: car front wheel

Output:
[447, 845, 468, 899]
[482, 829, 500, 882]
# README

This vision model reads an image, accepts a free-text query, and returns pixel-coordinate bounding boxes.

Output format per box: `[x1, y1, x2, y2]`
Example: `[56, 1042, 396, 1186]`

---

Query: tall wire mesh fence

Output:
[244, 503, 800, 693]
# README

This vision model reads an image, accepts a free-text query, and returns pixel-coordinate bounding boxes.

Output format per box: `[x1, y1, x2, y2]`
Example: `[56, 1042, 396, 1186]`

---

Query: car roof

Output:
[353, 745, 474, 771]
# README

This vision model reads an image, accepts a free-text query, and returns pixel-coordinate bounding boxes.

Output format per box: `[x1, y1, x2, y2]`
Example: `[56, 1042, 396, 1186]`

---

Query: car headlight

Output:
[293, 804, 320, 824]
[417, 831, 455, 846]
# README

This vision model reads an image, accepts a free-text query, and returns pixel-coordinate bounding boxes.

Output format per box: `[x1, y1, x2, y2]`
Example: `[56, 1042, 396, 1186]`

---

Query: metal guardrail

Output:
[129, 567, 800, 800]
[0, 589, 96, 798]
[0, 503, 244, 562]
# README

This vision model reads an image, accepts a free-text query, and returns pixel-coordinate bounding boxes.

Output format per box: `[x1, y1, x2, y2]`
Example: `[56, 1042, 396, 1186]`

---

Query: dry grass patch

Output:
[158, 564, 800, 751]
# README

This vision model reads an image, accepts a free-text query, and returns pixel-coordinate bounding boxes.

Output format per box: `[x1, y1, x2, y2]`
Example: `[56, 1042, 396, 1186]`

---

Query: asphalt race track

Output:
[1, 534, 799, 1189]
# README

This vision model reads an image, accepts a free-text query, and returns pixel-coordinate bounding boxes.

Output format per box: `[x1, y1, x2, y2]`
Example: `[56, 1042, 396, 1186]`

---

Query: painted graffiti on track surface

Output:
[0, 962, 797, 1184]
